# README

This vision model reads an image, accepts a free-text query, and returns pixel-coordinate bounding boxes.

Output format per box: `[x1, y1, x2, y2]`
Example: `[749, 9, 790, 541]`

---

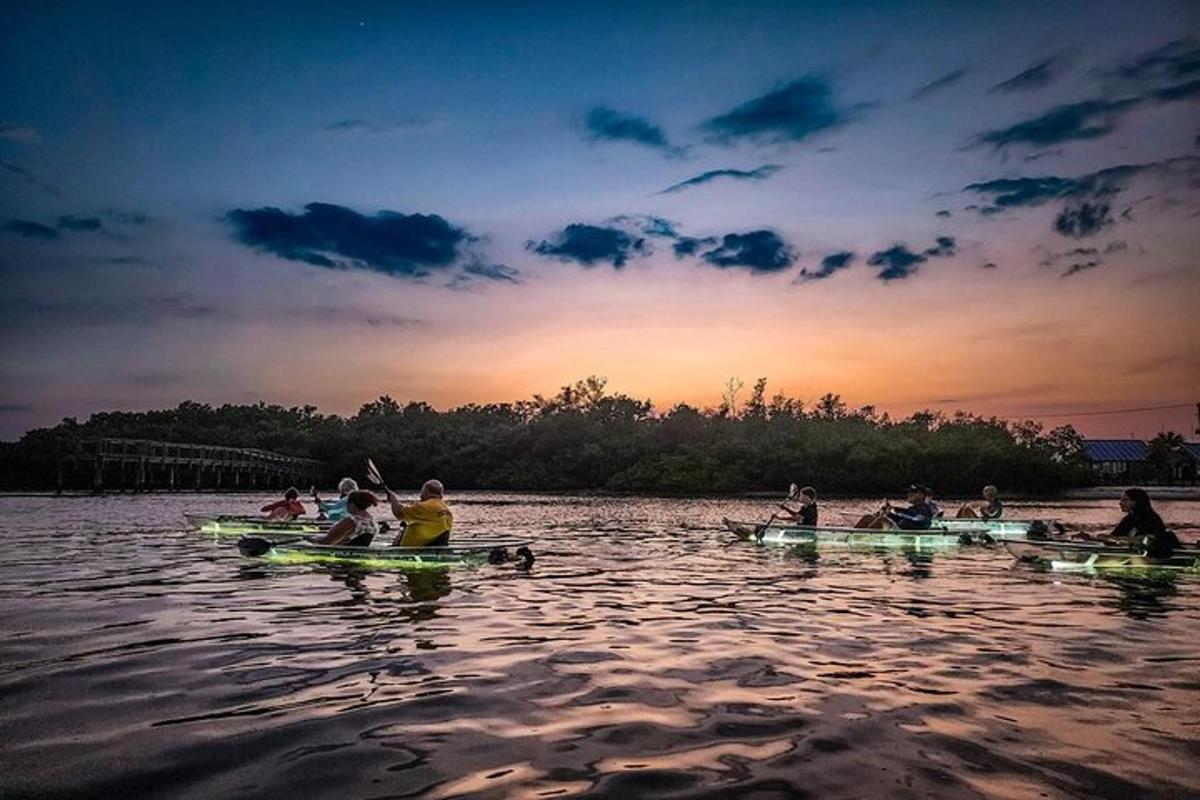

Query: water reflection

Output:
[1105, 573, 1180, 620]
[0, 493, 1196, 799]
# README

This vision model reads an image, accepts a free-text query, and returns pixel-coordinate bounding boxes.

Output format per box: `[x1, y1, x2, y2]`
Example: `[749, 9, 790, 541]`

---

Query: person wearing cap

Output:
[778, 486, 819, 526]
[956, 485, 1003, 519]
[855, 485, 936, 530]
[261, 487, 306, 521]
[312, 477, 359, 521]
[387, 479, 454, 547]
[314, 490, 380, 546]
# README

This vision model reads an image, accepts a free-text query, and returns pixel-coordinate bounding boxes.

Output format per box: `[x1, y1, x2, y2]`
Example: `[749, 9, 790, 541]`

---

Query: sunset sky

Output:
[1, 1, 1197, 440]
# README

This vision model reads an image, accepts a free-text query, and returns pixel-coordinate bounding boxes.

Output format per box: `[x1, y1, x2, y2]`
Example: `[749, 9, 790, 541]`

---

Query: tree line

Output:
[4, 376, 1102, 494]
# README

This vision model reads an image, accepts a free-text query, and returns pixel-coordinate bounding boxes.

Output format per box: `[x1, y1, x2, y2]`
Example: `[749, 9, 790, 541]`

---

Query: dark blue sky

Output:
[1, 1, 1197, 438]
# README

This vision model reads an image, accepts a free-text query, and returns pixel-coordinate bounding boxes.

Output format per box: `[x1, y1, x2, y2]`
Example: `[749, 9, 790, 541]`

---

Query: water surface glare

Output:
[1, 494, 1198, 799]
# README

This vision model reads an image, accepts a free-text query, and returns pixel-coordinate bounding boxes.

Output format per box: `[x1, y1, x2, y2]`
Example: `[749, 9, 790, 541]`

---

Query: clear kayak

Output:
[185, 513, 334, 536]
[722, 518, 994, 549]
[933, 518, 1050, 537]
[1003, 540, 1200, 572]
[238, 536, 535, 570]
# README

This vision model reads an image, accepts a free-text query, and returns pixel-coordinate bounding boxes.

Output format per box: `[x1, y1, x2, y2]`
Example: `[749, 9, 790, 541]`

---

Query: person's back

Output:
[389, 480, 453, 547]
[396, 497, 453, 546]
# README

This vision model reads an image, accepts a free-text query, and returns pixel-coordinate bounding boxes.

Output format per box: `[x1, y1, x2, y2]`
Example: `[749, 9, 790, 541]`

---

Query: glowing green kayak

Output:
[238, 536, 534, 570]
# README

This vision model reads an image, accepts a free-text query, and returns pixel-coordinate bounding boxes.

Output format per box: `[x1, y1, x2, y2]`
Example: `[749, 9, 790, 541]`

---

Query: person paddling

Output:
[778, 486, 819, 526]
[957, 485, 1003, 519]
[855, 485, 935, 530]
[313, 490, 379, 546]
[387, 479, 453, 546]
[261, 487, 306, 521]
[312, 477, 358, 521]
[1104, 488, 1181, 558]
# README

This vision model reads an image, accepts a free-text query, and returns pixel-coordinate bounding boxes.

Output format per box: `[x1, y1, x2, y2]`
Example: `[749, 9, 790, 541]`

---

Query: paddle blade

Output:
[237, 536, 274, 557]
[366, 458, 384, 487]
[788, 483, 799, 499]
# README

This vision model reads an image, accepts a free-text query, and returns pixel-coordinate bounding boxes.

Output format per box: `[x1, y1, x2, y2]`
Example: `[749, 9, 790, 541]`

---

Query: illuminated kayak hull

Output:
[239, 538, 534, 570]
[185, 513, 332, 536]
[722, 519, 993, 548]
[1003, 540, 1200, 572]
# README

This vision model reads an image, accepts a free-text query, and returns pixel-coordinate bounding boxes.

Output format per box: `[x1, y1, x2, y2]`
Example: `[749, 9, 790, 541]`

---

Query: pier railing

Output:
[57, 437, 324, 492]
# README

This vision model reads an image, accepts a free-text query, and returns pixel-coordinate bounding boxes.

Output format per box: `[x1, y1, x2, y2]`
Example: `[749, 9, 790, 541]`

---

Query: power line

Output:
[1016, 402, 1195, 418]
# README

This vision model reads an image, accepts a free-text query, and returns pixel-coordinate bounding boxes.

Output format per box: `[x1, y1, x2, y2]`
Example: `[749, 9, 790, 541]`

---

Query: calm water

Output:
[1, 494, 1198, 800]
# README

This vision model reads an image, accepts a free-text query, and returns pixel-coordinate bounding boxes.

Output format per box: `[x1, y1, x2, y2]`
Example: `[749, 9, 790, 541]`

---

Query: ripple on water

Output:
[0, 493, 1197, 798]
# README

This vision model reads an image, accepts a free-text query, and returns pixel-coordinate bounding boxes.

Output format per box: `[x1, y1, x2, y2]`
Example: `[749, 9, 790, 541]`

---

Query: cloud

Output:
[922, 235, 956, 257]
[797, 250, 855, 282]
[1023, 148, 1065, 163]
[867, 245, 926, 281]
[57, 215, 102, 232]
[935, 209, 952, 218]
[963, 156, 1200, 212]
[584, 107, 685, 157]
[226, 202, 498, 279]
[606, 214, 680, 238]
[975, 98, 1139, 149]
[0, 158, 64, 198]
[4, 219, 58, 239]
[1061, 260, 1101, 277]
[990, 57, 1065, 93]
[672, 236, 717, 257]
[1103, 38, 1200, 88]
[321, 117, 438, 137]
[702, 75, 857, 145]
[528, 224, 648, 268]
[698, 230, 794, 272]
[981, 262, 999, 269]
[976, 42, 1200, 150]
[1037, 242, 1129, 274]
[1053, 202, 1113, 238]
[0, 122, 38, 142]
[458, 262, 521, 284]
[964, 156, 1200, 236]
[657, 164, 782, 194]
[911, 68, 970, 100]
[867, 236, 957, 282]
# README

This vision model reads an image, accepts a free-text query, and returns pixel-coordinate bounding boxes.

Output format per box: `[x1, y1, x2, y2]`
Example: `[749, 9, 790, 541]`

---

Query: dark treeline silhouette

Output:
[4, 376, 1097, 494]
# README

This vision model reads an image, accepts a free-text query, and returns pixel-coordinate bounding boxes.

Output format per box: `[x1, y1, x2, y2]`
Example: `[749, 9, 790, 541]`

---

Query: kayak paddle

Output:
[366, 458, 390, 493]
[237, 534, 305, 557]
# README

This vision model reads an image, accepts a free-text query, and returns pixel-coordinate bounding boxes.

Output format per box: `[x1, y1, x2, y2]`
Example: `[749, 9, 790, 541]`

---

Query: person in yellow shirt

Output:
[387, 479, 453, 546]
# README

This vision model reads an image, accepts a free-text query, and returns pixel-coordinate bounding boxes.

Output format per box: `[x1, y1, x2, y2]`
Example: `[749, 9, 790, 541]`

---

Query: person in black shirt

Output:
[778, 486, 818, 526]
[1105, 488, 1180, 557]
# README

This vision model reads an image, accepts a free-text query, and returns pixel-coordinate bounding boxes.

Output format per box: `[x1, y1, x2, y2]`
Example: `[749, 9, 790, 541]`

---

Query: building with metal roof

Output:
[1082, 439, 1148, 481]
[1082, 440, 1150, 463]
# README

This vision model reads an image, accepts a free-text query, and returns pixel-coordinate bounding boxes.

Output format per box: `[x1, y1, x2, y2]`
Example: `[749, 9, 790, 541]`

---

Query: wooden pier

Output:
[56, 437, 324, 493]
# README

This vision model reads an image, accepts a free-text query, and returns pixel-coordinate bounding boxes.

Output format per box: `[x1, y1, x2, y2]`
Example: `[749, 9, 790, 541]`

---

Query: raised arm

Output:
[387, 489, 407, 520]
[315, 517, 355, 545]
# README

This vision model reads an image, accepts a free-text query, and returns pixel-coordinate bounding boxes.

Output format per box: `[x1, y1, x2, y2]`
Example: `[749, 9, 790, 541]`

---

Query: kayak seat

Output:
[346, 532, 375, 548]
